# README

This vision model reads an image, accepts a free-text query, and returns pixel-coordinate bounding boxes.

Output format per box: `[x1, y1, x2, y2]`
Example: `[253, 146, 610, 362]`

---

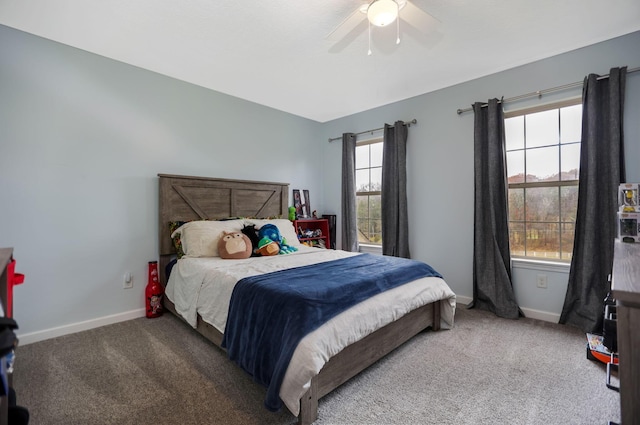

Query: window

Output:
[504, 99, 582, 261]
[355, 138, 383, 245]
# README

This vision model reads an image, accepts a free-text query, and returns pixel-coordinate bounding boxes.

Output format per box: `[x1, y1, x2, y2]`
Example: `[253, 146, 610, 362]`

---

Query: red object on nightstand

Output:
[6, 259, 24, 318]
[145, 261, 163, 318]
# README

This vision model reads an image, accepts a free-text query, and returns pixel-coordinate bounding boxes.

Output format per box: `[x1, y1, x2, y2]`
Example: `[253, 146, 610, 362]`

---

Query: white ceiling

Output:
[1, 0, 639, 123]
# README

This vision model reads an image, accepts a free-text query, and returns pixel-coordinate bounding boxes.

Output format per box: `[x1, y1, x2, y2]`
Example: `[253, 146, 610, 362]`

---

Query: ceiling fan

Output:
[326, 0, 440, 55]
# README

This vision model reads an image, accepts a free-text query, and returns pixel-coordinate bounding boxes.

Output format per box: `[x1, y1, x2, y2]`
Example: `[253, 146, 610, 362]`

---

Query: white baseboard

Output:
[453, 295, 559, 323]
[16, 298, 560, 346]
[454, 295, 473, 307]
[520, 307, 560, 323]
[17, 308, 146, 345]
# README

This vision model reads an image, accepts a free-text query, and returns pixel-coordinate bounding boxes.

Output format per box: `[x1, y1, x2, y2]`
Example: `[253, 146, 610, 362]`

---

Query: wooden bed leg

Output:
[432, 300, 441, 331]
[298, 377, 318, 425]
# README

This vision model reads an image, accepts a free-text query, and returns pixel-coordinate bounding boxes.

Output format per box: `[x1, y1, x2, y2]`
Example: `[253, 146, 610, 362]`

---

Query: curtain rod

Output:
[456, 66, 640, 115]
[328, 119, 417, 143]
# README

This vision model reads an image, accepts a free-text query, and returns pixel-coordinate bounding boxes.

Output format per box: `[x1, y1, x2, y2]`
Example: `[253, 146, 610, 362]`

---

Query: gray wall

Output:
[2, 23, 639, 340]
[0, 24, 323, 340]
[320, 31, 640, 320]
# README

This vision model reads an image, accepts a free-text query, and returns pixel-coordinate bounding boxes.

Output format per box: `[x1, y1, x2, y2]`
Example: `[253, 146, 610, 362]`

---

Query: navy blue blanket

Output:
[221, 253, 442, 412]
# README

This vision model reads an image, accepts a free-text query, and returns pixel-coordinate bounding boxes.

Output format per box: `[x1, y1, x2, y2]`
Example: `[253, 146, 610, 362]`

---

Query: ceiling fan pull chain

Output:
[368, 20, 372, 55]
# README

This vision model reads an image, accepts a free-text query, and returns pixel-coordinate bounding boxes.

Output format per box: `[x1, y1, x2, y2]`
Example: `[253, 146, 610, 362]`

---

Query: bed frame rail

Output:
[298, 301, 441, 424]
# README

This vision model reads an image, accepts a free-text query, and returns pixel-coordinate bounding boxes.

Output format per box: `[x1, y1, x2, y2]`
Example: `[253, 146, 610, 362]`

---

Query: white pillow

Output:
[243, 218, 301, 247]
[171, 219, 245, 257]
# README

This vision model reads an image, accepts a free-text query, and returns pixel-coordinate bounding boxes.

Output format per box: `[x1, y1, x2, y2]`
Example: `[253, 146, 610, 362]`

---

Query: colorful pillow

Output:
[218, 231, 252, 259]
[169, 221, 188, 258]
[170, 219, 245, 258]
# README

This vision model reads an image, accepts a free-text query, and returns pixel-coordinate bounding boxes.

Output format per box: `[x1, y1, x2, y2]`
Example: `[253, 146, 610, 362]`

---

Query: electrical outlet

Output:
[123, 272, 133, 289]
[536, 274, 548, 289]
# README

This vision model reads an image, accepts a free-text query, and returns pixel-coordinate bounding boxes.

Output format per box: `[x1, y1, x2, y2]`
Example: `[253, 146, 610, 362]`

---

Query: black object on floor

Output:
[8, 387, 29, 425]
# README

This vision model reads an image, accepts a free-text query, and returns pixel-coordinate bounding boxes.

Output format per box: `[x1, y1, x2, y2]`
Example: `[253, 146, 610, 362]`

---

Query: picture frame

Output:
[303, 190, 311, 218]
[293, 189, 303, 217]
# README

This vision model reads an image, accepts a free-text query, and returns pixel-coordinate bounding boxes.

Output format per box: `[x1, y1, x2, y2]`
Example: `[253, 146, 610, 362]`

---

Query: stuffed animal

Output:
[241, 224, 261, 257]
[217, 231, 252, 259]
[256, 236, 280, 256]
[289, 206, 296, 221]
[258, 224, 298, 255]
[279, 237, 298, 254]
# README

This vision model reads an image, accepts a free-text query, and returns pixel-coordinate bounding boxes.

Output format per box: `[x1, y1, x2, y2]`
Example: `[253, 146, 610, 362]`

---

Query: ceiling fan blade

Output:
[401, 1, 440, 32]
[325, 6, 366, 43]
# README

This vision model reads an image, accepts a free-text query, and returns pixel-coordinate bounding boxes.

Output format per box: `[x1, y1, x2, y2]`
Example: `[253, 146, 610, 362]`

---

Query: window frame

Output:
[355, 137, 383, 246]
[504, 97, 582, 263]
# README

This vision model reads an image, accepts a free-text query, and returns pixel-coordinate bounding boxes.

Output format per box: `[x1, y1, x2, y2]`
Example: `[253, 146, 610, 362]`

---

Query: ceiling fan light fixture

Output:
[367, 0, 399, 27]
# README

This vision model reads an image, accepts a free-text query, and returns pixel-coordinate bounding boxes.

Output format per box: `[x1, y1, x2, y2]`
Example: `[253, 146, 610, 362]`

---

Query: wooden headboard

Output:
[158, 173, 289, 284]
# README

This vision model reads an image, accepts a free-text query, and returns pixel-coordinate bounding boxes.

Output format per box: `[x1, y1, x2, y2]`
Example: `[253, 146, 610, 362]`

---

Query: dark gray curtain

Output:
[381, 121, 410, 258]
[472, 99, 520, 319]
[560, 67, 627, 333]
[341, 132, 359, 252]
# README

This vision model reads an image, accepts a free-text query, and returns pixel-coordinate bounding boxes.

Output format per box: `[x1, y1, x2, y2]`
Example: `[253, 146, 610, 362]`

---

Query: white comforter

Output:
[165, 246, 456, 416]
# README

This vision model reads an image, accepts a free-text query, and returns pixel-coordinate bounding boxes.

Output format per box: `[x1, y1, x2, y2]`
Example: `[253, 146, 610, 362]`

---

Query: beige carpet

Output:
[14, 307, 620, 424]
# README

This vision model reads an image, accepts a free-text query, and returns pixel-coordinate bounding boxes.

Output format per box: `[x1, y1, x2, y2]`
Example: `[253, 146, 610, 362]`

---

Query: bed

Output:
[157, 173, 456, 424]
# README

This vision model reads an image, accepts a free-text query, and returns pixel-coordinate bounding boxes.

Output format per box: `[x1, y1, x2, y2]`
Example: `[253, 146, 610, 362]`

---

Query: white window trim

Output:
[356, 137, 383, 247]
[504, 97, 582, 118]
[505, 97, 582, 263]
[359, 243, 383, 255]
[511, 257, 570, 274]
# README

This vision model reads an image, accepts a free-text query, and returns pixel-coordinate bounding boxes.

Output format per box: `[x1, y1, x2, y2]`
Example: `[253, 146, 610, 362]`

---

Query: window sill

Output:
[359, 244, 382, 255]
[512, 257, 571, 273]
